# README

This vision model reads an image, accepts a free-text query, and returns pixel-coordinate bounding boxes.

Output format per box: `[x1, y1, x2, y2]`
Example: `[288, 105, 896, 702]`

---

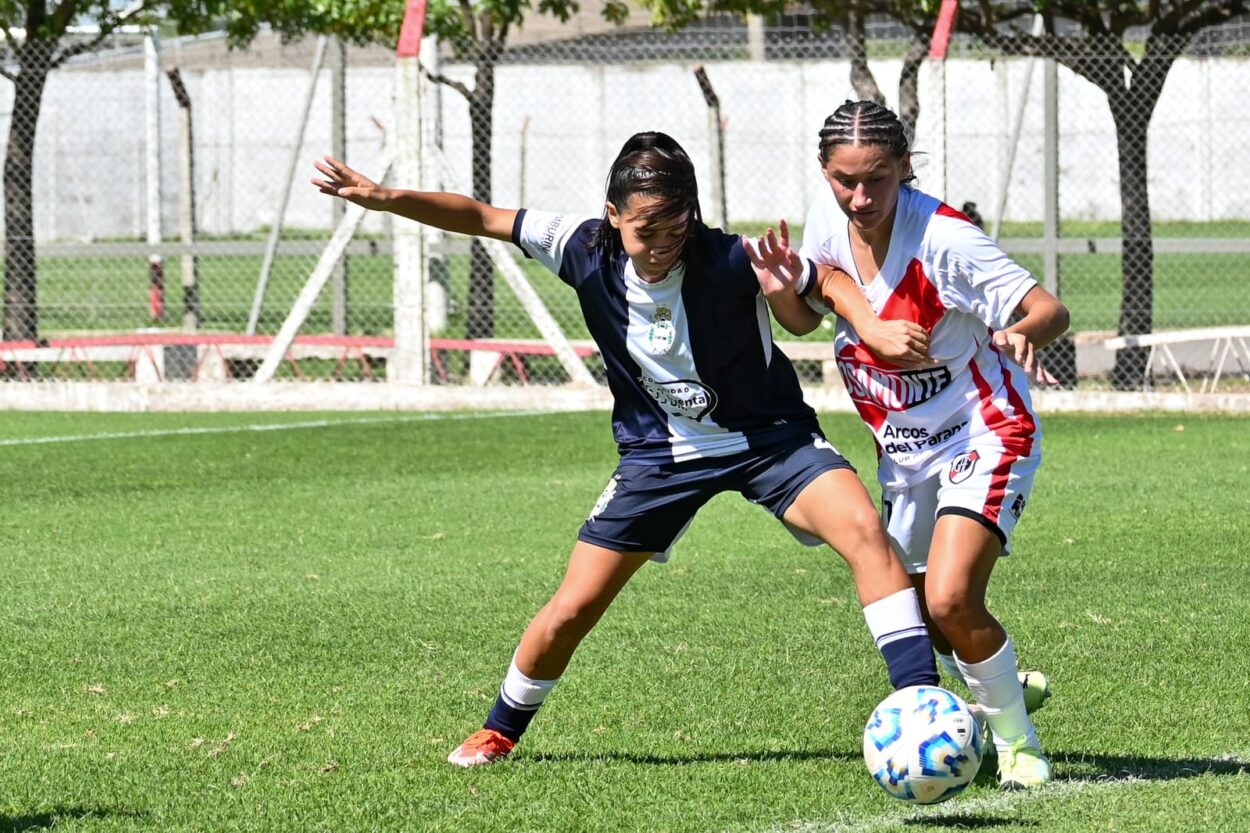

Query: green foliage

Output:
[193, 0, 614, 50]
[0, 1, 164, 55]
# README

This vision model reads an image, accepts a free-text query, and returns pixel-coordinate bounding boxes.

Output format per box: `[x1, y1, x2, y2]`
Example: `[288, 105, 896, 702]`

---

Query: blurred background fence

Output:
[2, 10, 1248, 395]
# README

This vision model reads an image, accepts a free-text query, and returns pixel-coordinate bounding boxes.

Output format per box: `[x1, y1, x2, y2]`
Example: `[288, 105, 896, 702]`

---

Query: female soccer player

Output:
[312, 132, 941, 767]
[768, 101, 1070, 790]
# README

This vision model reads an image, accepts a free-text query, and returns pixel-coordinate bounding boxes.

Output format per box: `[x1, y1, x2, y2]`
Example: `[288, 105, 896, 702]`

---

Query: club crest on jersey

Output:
[645, 306, 676, 355]
[949, 450, 979, 484]
[588, 476, 619, 522]
[639, 374, 718, 421]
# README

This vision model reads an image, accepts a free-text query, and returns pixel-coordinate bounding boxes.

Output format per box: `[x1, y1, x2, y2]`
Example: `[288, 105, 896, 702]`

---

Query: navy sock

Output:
[863, 589, 941, 689]
[881, 634, 941, 689]
[482, 692, 542, 742]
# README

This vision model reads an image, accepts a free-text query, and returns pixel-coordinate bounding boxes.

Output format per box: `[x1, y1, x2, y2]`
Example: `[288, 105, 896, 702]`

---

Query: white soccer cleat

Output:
[1019, 671, 1051, 715]
[997, 736, 1052, 790]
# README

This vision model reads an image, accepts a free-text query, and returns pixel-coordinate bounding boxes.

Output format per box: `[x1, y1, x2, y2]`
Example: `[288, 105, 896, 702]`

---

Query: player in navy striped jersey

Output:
[769, 101, 1070, 789]
[313, 132, 941, 768]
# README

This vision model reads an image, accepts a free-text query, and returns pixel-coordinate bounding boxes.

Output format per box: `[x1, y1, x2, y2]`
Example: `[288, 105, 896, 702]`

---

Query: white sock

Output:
[937, 652, 966, 686]
[957, 638, 1039, 752]
[500, 655, 559, 709]
[862, 588, 929, 649]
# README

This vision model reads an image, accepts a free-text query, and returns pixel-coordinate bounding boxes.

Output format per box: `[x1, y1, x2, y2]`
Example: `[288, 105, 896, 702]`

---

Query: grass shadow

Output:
[970, 748, 1245, 789]
[904, 817, 1039, 829]
[525, 748, 860, 766]
[1053, 751, 1247, 781]
[0, 807, 148, 832]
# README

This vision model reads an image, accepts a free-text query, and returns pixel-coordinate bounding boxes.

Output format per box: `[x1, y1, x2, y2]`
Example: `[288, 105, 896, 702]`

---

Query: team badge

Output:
[645, 306, 676, 355]
[1009, 493, 1027, 520]
[948, 450, 979, 484]
[588, 476, 619, 522]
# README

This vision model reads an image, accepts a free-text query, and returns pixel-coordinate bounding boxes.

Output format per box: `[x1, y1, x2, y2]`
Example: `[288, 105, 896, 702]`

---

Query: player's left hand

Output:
[994, 330, 1059, 385]
[745, 219, 805, 296]
[311, 155, 391, 211]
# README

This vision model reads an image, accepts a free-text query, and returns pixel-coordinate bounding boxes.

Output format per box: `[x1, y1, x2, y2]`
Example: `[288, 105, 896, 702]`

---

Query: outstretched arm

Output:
[993, 285, 1070, 384]
[312, 156, 516, 241]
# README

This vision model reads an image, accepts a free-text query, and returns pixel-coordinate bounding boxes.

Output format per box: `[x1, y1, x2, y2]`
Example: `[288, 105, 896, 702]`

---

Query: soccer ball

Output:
[863, 685, 984, 804]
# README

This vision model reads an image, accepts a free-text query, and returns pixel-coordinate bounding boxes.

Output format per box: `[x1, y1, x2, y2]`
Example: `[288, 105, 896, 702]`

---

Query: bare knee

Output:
[925, 584, 987, 632]
[539, 591, 609, 645]
[836, 506, 894, 562]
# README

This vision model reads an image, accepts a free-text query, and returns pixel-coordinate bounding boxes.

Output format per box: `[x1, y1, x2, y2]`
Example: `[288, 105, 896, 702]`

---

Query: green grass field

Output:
[0, 410, 1247, 831]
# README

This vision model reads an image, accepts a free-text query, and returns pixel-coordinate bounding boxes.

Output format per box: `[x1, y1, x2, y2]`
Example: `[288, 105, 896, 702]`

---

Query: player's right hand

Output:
[311, 156, 391, 211]
[859, 319, 932, 369]
[745, 220, 805, 296]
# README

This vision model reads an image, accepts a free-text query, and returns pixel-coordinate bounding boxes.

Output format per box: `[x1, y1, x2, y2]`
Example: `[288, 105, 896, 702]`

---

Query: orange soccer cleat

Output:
[447, 728, 516, 767]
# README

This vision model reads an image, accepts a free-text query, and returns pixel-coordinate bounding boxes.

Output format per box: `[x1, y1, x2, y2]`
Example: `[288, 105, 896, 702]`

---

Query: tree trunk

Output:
[1109, 99, 1155, 390]
[846, 6, 885, 105]
[897, 33, 930, 144]
[3, 58, 50, 343]
[465, 50, 497, 340]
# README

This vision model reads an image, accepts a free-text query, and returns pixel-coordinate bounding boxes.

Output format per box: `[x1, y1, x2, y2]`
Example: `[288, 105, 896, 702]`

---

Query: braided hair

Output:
[817, 100, 915, 184]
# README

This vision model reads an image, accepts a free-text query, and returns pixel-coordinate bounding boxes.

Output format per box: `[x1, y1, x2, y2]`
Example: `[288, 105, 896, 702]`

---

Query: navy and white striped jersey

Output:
[512, 209, 820, 465]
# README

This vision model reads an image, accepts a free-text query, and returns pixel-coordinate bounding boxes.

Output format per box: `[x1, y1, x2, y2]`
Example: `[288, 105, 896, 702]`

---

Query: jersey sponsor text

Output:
[639, 375, 718, 421]
[838, 361, 954, 411]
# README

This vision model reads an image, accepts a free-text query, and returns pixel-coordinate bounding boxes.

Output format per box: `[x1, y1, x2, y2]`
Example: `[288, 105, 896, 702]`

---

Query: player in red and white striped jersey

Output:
[768, 100, 1069, 790]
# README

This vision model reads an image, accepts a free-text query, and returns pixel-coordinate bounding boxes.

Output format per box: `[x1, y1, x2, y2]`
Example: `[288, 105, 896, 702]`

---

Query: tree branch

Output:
[50, 0, 164, 69]
[1130, 29, 1191, 107]
[51, 31, 113, 68]
[421, 65, 473, 100]
[846, 3, 884, 105]
[49, 0, 81, 38]
[1164, 0, 1248, 37]
[458, 0, 477, 40]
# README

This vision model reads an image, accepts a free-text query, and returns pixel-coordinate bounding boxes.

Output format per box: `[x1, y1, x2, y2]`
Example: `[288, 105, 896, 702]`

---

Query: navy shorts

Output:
[578, 430, 854, 559]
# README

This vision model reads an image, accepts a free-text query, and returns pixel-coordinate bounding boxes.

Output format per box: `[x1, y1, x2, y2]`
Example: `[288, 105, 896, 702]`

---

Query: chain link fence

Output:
[2, 15, 1248, 392]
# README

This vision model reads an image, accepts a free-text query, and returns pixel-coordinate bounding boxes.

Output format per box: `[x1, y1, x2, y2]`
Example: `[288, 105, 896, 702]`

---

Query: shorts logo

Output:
[639, 374, 718, 421]
[645, 306, 676, 355]
[588, 476, 619, 522]
[1009, 493, 1026, 520]
[812, 433, 838, 453]
[949, 450, 979, 484]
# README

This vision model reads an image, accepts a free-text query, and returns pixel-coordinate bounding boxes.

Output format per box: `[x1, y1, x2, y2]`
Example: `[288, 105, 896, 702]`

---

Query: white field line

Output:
[0, 410, 555, 448]
[748, 772, 1227, 833]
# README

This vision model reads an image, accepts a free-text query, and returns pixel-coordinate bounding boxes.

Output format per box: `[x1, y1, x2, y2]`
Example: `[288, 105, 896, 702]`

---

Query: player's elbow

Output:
[1052, 301, 1071, 336]
[781, 317, 822, 337]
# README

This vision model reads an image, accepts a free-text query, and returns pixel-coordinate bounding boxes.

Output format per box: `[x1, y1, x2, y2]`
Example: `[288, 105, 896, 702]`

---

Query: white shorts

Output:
[881, 445, 1040, 574]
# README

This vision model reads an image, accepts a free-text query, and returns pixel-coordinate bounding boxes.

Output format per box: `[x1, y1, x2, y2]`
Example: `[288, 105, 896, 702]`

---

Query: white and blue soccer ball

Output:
[863, 685, 984, 805]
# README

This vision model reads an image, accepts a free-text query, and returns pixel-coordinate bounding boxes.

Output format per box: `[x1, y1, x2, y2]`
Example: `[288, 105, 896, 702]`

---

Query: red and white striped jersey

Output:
[799, 185, 1041, 488]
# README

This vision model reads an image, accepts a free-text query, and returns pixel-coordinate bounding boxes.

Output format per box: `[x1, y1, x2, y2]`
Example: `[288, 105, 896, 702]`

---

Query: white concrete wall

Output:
[3, 55, 1246, 242]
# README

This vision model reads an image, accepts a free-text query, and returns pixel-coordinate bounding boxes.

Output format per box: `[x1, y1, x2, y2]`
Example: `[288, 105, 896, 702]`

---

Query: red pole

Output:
[397, 0, 428, 57]
[929, 0, 959, 59]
